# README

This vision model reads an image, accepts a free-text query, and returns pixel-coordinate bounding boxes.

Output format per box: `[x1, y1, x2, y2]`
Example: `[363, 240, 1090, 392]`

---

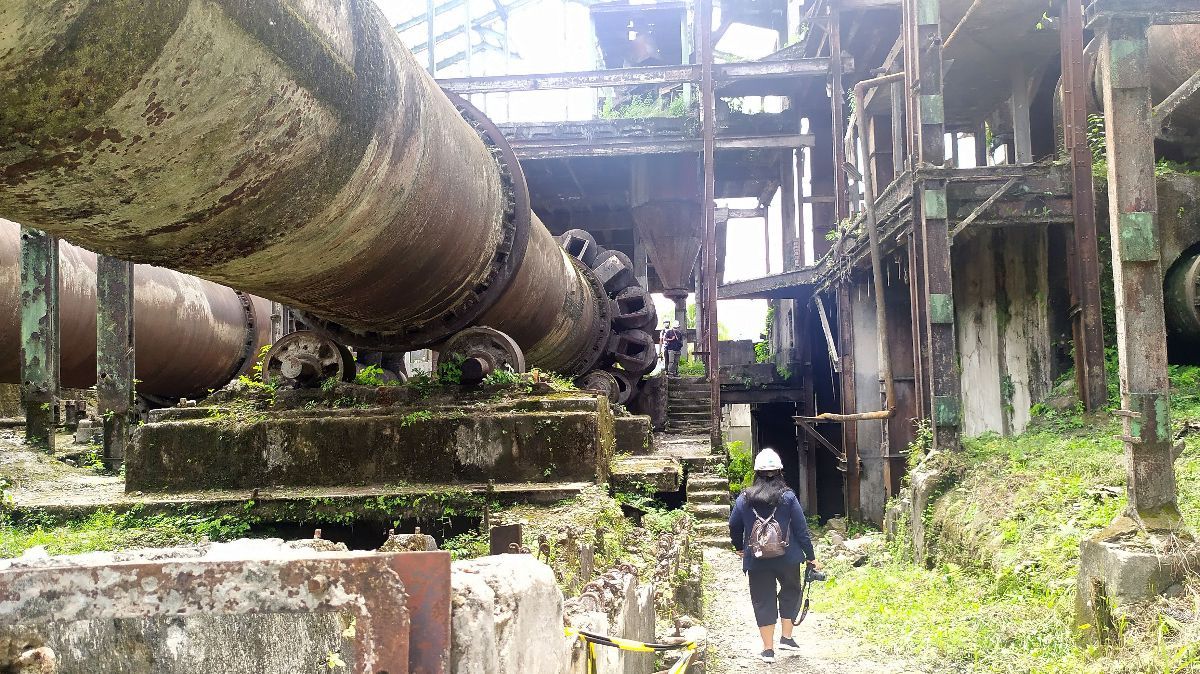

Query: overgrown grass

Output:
[722, 441, 753, 496]
[812, 365, 1200, 673]
[0, 509, 251, 559]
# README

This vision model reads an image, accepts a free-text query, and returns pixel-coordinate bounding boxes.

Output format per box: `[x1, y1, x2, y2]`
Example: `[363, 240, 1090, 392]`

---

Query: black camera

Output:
[805, 567, 827, 583]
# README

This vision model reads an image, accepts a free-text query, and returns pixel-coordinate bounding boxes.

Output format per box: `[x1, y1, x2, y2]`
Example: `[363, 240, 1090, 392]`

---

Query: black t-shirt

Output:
[664, 329, 683, 351]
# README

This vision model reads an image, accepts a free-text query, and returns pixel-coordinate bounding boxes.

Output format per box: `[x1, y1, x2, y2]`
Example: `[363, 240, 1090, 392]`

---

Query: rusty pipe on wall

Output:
[0, 1, 653, 379]
[853, 71, 907, 417]
[0, 219, 271, 399]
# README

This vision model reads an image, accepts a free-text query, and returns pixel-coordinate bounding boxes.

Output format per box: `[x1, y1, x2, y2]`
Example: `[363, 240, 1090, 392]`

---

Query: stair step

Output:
[687, 476, 729, 490]
[694, 519, 728, 532]
[686, 489, 730, 505]
[669, 411, 712, 420]
[697, 536, 732, 548]
[687, 503, 730, 518]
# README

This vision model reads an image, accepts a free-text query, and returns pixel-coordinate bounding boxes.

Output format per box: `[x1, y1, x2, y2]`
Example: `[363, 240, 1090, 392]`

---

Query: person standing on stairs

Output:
[663, 321, 683, 376]
[728, 448, 820, 663]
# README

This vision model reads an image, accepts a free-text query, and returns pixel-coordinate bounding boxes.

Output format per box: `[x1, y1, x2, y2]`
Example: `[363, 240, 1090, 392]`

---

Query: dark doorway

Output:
[752, 402, 800, 498]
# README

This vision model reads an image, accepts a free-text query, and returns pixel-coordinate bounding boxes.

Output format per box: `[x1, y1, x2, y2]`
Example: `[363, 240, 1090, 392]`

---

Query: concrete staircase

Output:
[687, 472, 732, 547]
[667, 377, 712, 435]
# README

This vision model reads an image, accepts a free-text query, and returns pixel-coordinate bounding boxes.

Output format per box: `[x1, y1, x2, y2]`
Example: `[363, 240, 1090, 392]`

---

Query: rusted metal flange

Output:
[440, 326, 527, 384]
[297, 91, 533, 353]
[577, 369, 621, 403]
[263, 330, 355, 389]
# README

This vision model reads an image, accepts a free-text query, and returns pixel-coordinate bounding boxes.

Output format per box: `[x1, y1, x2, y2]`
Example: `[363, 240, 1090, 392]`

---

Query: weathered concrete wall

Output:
[850, 282, 886, 524]
[564, 570, 656, 674]
[0, 542, 585, 674]
[954, 233, 1005, 436]
[0, 540, 374, 674]
[953, 228, 1051, 436]
[128, 395, 615, 491]
[451, 555, 571, 674]
[718, 340, 756, 367]
[0, 383, 19, 418]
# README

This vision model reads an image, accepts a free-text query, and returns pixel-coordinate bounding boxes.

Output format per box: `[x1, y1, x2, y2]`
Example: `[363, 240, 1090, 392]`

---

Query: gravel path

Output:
[702, 546, 925, 673]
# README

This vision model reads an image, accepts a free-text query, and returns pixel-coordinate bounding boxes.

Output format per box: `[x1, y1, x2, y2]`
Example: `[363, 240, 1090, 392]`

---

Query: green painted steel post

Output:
[97, 255, 135, 468]
[1097, 15, 1180, 530]
[908, 0, 961, 453]
[19, 227, 59, 451]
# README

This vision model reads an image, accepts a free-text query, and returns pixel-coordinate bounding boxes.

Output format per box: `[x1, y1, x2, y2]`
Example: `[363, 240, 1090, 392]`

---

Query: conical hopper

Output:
[632, 200, 702, 298]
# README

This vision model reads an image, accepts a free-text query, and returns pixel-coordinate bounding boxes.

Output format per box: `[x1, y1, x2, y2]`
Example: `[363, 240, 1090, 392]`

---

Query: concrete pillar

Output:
[781, 155, 798, 272]
[1010, 62, 1033, 164]
[1097, 16, 1180, 528]
[97, 255, 135, 468]
[19, 227, 59, 451]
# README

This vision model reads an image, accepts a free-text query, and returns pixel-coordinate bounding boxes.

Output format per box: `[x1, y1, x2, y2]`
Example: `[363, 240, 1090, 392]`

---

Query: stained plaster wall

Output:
[952, 227, 1051, 437]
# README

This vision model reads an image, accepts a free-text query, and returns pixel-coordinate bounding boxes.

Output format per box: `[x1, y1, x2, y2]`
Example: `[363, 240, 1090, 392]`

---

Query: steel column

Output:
[699, 0, 721, 448]
[1061, 0, 1109, 412]
[19, 228, 59, 451]
[836, 284, 861, 520]
[96, 255, 134, 468]
[830, 8, 850, 225]
[1096, 14, 1181, 529]
[908, 0, 961, 451]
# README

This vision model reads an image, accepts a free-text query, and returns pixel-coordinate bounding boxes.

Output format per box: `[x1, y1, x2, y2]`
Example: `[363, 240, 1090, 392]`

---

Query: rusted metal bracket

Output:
[0, 551, 452, 674]
[814, 295, 841, 372]
[794, 416, 847, 463]
[948, 176, 1021, 240]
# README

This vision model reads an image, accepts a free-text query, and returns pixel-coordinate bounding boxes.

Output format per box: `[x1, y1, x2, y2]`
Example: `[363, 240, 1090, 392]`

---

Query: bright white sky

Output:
[376, 0, 784, 341]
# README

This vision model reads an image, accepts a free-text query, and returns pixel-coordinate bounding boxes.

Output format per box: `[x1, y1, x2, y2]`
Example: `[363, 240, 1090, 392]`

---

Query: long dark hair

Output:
[743, 470, 790, 507]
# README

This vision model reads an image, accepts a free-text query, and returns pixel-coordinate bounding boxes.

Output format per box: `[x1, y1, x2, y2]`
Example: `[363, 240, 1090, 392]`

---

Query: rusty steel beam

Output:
[96, 255, 135, 467]
[437, 58, 850, 94]
[2, 220, 271, 400]
[506, 134, 816, 160]
[0, 2, 654, 384]
[1096, 13, 1181, 529]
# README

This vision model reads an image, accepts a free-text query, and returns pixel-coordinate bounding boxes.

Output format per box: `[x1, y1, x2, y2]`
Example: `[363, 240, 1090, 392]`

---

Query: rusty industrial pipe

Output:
[0, 1, 654, 382]
[853, 72, 907, 418]
[0, 219, 271, 399]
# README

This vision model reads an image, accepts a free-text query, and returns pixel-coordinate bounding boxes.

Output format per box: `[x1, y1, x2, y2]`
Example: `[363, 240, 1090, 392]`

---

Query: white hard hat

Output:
[754, 448, 783, 472]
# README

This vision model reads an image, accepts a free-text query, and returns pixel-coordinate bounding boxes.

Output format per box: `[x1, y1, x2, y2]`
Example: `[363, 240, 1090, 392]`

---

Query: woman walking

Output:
[728, 448, 820, 662]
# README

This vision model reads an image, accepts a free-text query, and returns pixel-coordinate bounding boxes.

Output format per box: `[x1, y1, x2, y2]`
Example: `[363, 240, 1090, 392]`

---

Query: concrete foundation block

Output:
[630, 376, 668, 431]
[614, 415, 654, 455]
[610, 456, 682, 493]
[128, 395, 615, 491]
[451, 555, 570, 674]
[1075, 517, 1200, 644]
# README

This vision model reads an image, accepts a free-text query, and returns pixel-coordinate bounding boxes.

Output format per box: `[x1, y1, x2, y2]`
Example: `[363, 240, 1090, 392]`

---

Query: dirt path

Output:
[702, 546, 925, 673]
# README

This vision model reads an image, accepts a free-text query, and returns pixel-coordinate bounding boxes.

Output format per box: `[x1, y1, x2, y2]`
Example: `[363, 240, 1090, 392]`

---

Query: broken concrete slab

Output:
[128, 395, 615, 492]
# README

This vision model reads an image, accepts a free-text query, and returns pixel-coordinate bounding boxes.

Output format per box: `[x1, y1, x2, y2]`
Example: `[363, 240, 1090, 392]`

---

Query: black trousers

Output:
[747, 561, 803, 627]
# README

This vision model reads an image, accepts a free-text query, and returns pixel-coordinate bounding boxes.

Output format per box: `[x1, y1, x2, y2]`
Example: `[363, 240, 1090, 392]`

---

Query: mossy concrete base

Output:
[614, 415, 653, 456]
[1075, 516, 1200, 645]
[128, 395, 615, 492]
[610, 456, 682, 493]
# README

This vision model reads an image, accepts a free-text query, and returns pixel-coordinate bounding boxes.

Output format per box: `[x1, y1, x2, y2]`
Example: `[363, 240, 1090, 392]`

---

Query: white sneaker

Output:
[760, 649, 776, 663]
